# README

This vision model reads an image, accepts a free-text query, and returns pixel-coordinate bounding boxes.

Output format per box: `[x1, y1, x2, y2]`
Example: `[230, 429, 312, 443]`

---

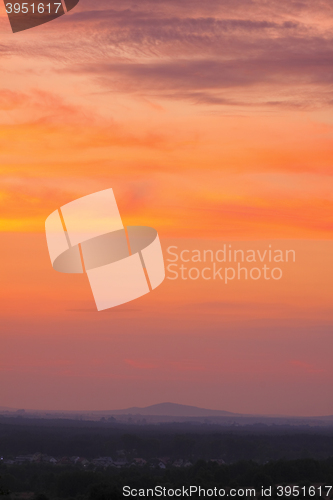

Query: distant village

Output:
[1, 453, 225, 469]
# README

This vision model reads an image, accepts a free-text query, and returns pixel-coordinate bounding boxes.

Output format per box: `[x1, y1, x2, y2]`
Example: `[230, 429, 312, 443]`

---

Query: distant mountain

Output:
[0, 403, 332, 423]
[0, 403, 237, 417]
[0, 403, 237, 418]
[104, 402, 239, 417]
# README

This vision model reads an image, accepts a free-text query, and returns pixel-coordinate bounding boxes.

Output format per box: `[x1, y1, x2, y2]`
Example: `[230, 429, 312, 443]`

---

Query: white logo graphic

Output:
[45, 188, 165, 311]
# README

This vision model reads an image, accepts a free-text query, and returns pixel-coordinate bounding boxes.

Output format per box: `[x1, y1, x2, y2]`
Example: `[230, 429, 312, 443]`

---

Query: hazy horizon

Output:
[1, 401, 333, 420]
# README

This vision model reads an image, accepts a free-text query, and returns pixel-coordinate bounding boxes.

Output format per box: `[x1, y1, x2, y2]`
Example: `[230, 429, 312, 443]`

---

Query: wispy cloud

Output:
[2, 0, 333, 108]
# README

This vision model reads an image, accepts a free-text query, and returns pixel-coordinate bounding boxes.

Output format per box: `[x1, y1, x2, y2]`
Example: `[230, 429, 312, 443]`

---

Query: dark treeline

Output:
[1, 417, 333, 462]
[1, 458, 333, 499]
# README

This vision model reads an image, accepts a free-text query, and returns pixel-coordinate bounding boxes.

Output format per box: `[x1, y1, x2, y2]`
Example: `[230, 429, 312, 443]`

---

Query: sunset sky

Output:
[0, 0, 332, 416]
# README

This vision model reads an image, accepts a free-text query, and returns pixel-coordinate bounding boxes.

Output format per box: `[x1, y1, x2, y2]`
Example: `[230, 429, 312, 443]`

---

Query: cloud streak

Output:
[2, 0, 333, 108]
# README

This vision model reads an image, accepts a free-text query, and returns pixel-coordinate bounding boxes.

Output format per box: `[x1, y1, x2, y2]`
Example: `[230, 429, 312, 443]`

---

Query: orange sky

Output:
[0, 0, 332, 415]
